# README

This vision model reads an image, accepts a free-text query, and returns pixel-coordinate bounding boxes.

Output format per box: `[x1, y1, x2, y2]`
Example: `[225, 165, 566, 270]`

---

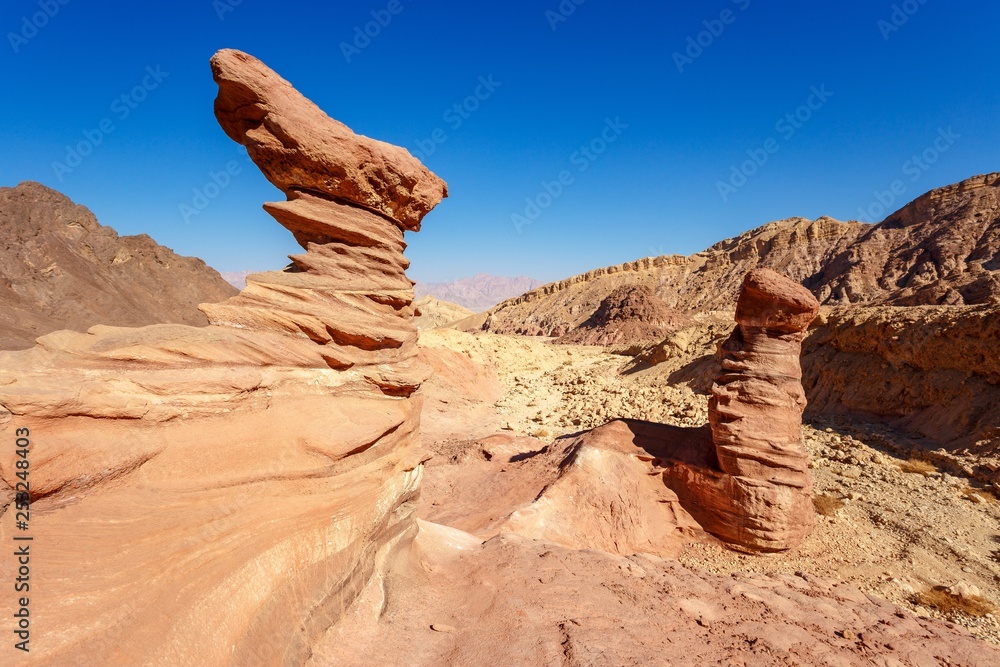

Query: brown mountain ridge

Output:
[476, 173, 1000, 336]
[0, 181, 237, 350]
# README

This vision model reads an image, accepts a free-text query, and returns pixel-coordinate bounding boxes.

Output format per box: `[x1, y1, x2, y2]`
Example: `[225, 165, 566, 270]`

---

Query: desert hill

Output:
[555, 284, 691, 346]
[476, 173, 1000, 336]
[414, 295, 474, 330]
[0, 181, 237, 350]
[414, 273, 542, 311]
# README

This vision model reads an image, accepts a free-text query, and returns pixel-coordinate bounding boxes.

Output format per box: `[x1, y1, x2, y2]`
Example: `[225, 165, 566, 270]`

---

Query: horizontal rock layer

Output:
[665, 269, 819, 552]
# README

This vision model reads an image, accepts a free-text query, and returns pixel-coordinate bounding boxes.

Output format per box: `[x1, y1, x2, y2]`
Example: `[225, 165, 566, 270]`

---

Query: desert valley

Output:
[0, 47, 998, 666]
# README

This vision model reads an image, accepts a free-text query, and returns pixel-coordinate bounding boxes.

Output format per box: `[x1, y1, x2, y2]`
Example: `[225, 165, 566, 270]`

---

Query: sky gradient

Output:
[2, 0, 998, 283]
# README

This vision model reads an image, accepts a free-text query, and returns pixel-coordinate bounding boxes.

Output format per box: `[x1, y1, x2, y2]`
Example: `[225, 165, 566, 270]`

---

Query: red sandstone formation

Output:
[0, 49, 445, 665]
[432, 270, 820, 555]
[660, 268, 819, 552]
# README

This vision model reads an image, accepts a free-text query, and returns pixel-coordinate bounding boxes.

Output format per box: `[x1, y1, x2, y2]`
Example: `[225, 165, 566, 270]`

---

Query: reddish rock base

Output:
[311, 522, 1000, 667]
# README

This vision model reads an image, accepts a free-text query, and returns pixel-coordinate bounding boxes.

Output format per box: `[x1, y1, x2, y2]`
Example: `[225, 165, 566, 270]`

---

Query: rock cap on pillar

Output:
[736, 268, 821, 333]
[210, 48, 447, 231]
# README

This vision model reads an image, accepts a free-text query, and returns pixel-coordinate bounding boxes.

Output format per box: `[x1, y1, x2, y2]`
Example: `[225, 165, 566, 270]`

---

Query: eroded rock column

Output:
[708, 268, 819, 550]
[661, 268, 819, 552]
[0, 49, 447, 666]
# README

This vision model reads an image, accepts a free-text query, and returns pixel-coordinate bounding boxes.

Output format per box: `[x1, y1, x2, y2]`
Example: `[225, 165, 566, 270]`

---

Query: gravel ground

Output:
[433, 331, 1000, 644]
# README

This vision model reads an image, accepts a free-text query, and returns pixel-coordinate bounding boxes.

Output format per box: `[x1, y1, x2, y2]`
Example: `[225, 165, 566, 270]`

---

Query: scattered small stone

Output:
[430, 624, 456, 633]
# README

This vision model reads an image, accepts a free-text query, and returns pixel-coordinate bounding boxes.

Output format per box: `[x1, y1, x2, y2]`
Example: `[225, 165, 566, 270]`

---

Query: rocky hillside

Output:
[477, 173, 1000, 336]
[0, 181, 237, 350]
[802, 305, 1000, 454]
[555, 284, 691, 346]
[414, 295, 474, 330]
[638, 303, 1000, 462]
[415, 273, 542, 311]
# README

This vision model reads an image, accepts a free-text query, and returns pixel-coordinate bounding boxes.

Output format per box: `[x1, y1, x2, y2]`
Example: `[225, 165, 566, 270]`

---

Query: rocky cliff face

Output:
[802, 304, 1000, 456]
[0, 49, 446, 666]
[478, 173, 1000, 336]
[0, 181, 237, 350]
[811, 173, 1000, 306]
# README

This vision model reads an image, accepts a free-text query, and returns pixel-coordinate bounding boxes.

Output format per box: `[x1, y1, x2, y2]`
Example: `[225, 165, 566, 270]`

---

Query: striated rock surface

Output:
[426, 271, 819, 555]
[0, 49, 445, 666]
[556, 284, 692, 347]
[659, 269, 819, 552]
[812, 173, 1000, 306]
[313, 524, 1000, 667]
[477, 173, 1000, 336]
[0, 181, 237, 350]
[802, 304, 1000, 454]
[639, 302, 1000, 465]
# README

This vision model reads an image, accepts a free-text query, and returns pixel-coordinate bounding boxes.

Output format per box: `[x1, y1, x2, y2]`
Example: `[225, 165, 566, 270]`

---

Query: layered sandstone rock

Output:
[662, 269, 819, 551]
[428, 271, 819, 554]
[0, 49, 445, 666]
[802, 304, 1000, 454]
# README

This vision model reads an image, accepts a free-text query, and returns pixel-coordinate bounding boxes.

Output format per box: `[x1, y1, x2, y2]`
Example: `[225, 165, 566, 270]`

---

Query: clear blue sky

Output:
[2, 1, 998, 283]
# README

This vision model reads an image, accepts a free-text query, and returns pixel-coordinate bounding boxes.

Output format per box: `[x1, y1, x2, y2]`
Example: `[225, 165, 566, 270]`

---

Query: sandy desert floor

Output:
[417, 329, 1000, 645]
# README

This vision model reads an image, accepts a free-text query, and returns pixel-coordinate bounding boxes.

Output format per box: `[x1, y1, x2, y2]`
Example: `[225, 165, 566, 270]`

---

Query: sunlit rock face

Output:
[660, 268, 819, 552]
[0, 49, 446, 666]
